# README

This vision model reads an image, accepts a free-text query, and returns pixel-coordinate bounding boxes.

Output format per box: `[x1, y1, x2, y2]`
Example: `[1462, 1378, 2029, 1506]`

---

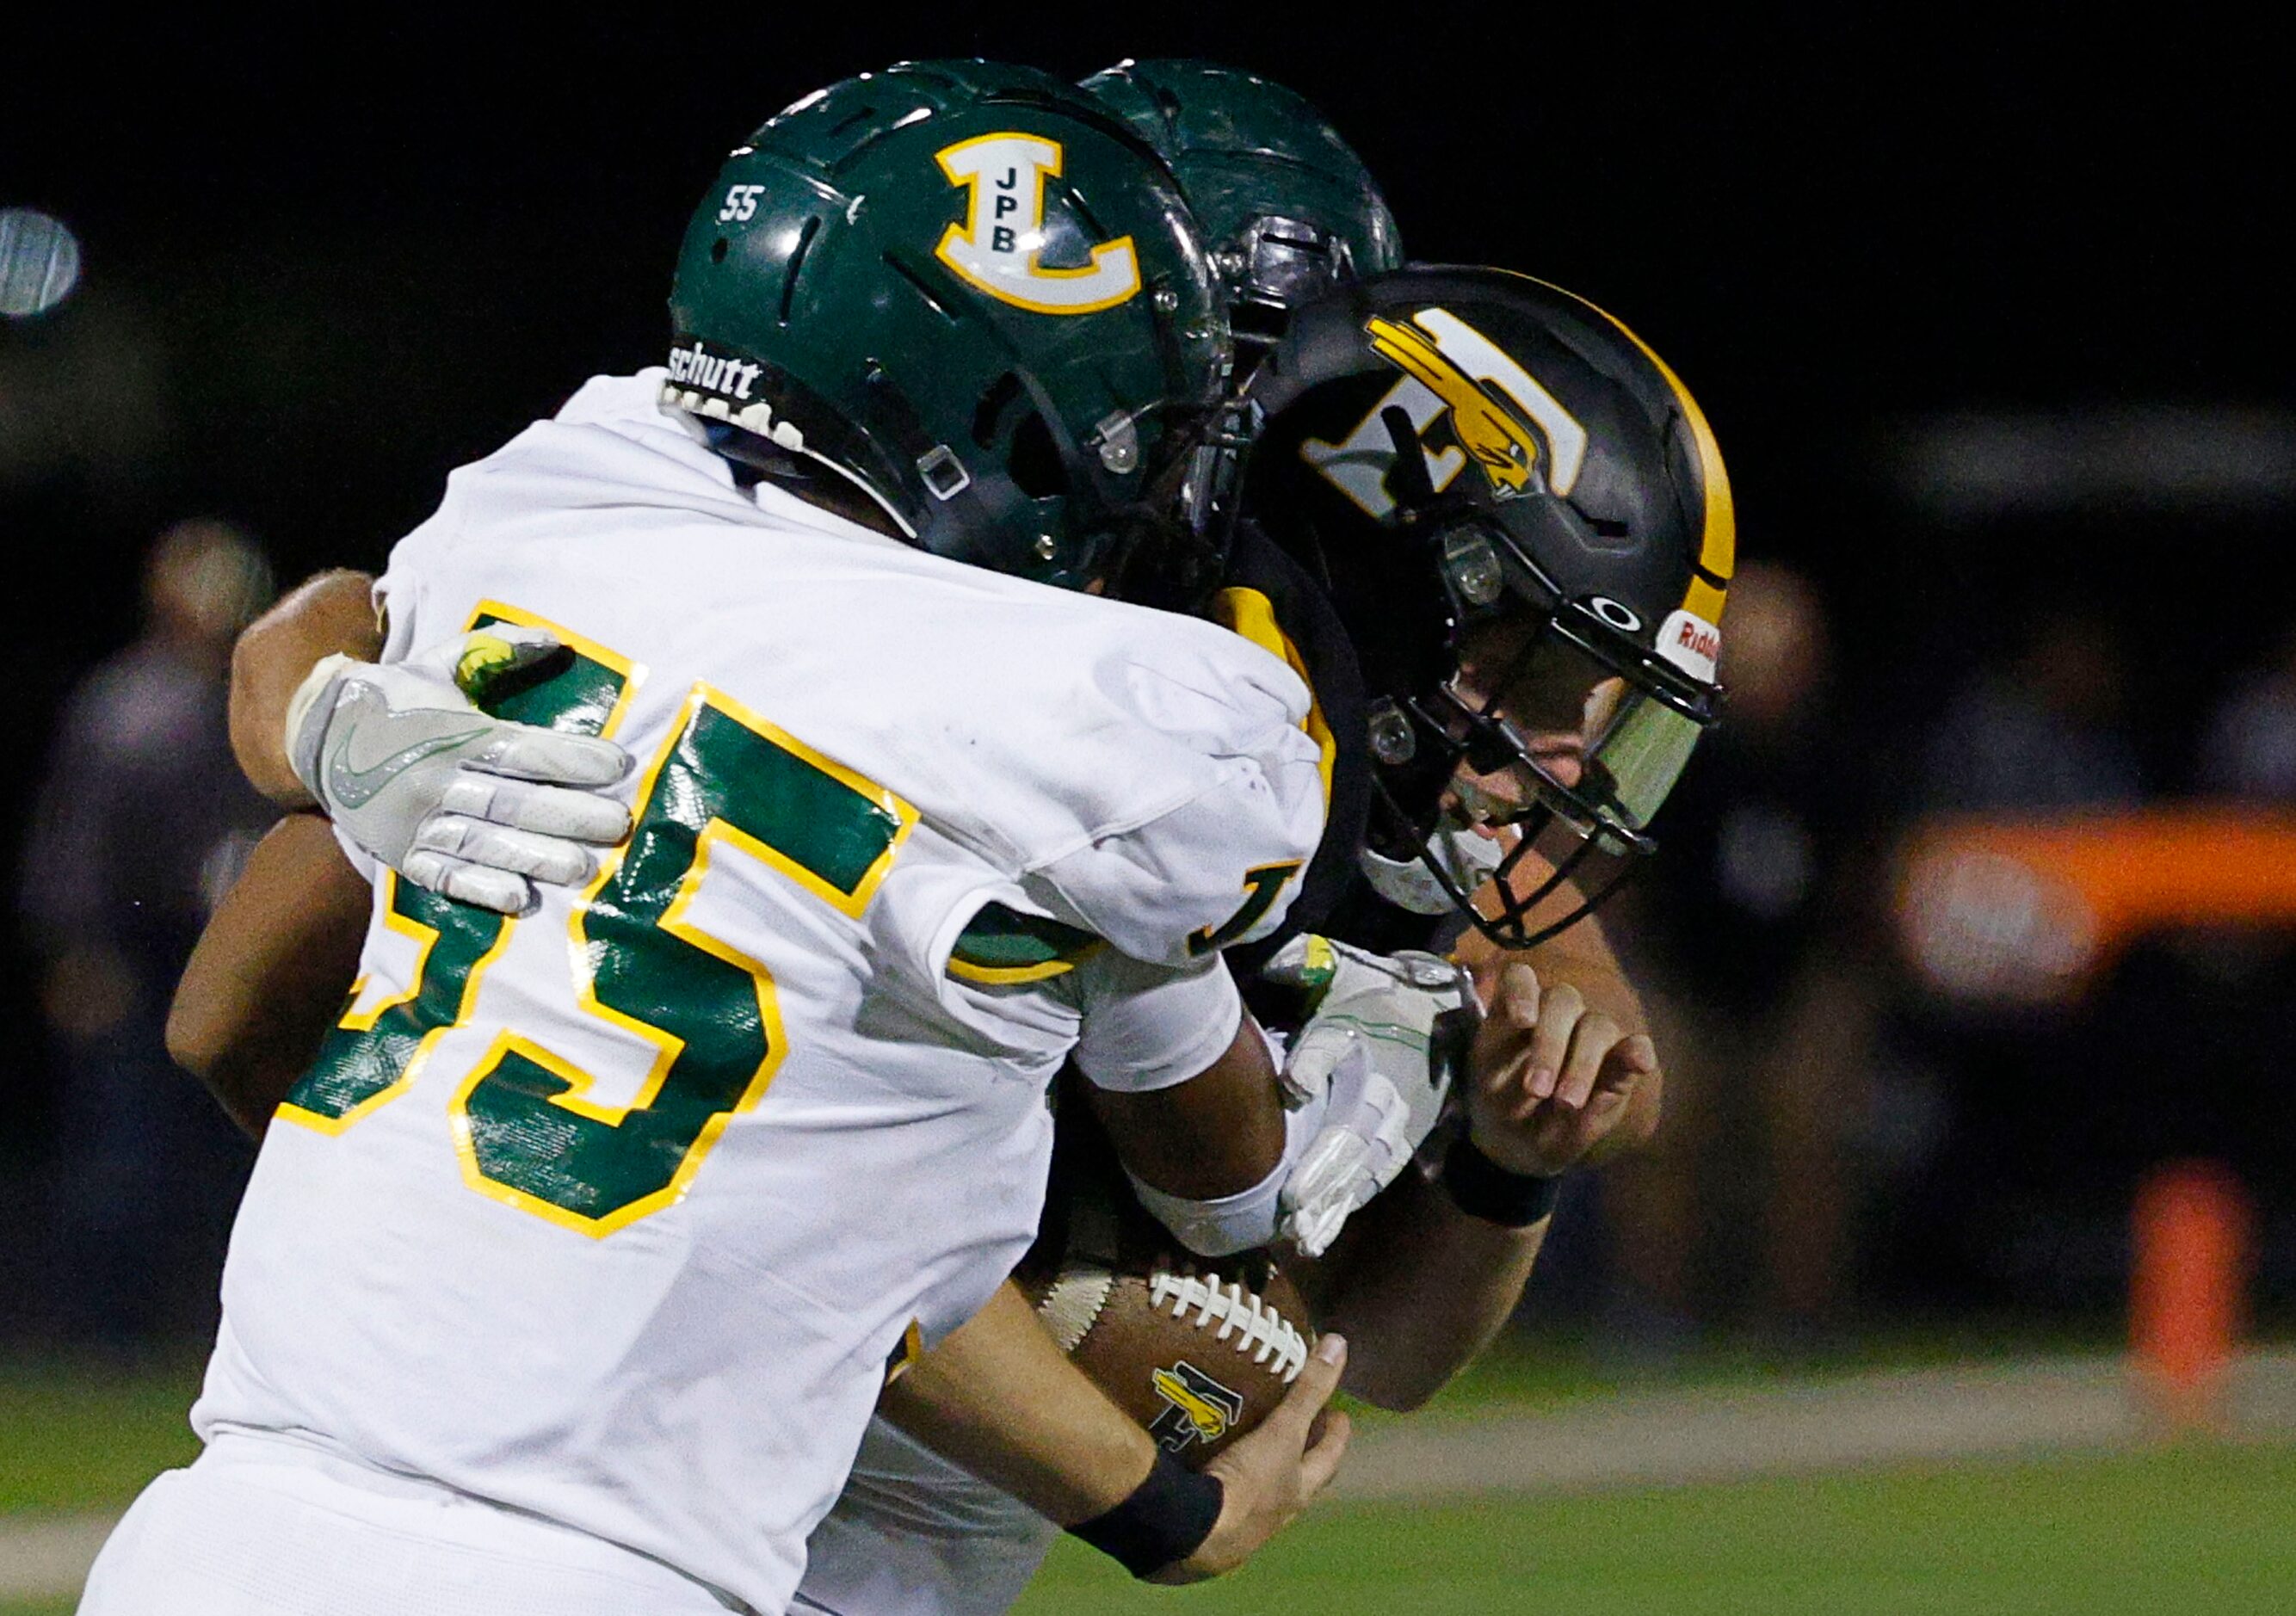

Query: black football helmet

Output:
[1243, 266, 1736, 947]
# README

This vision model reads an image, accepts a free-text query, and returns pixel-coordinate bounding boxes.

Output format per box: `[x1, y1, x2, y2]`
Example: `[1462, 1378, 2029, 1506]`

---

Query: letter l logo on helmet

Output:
[934, 133, 1142, 314]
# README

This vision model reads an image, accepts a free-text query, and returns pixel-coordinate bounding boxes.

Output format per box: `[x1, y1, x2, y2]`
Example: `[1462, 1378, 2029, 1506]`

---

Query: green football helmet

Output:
[666, 61, 1228, 589]
[1080, 61, 1403, 601]
[1081, 60, 1402, 346]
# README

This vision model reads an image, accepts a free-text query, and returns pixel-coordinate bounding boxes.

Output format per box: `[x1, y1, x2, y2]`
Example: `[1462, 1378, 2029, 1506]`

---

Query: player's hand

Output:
[1466, 960, 1657, 1177]
[1262, 936, 1480, 1256]
[284, 626, 634, 915]
[1151, 1332, 1352, 1583]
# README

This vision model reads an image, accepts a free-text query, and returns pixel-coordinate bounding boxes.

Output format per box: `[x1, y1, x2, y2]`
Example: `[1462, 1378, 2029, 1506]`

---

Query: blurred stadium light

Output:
[1896, 808, 2296, 1003]
[1890, 406, 2296, 520]
[1897, 837, 2099, 1003]
[0, 209, 82, 318]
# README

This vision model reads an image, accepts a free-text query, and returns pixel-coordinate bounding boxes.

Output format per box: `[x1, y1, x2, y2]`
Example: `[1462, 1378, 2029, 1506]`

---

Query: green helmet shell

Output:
[1081, 60, 1402, 332]
[667, 61, 1228, 589]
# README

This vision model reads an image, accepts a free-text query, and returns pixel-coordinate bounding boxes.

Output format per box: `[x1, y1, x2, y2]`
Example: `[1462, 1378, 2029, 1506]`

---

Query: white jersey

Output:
[191, 372, 1323, 1613]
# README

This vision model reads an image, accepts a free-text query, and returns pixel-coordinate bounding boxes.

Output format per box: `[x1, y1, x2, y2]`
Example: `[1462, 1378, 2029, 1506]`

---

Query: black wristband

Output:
[1442, 1132, 1563, 1227]
[1066, 1450, 1225, 1578]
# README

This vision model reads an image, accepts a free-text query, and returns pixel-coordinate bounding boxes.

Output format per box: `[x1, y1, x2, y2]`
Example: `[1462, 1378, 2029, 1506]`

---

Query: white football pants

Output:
[78, 1431, 743, 1615]
[788, 1417, 1059, 1616]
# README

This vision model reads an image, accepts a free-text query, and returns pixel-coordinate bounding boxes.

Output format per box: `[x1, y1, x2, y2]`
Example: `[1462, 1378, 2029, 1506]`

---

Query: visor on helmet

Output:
[1435, 579, 1716, 835]
[1376, 553, 1720, 949]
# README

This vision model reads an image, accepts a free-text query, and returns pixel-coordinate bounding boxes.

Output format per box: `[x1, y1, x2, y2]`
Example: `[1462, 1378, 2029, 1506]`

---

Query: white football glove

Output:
[1262, 934, 1480, 1257]
[285, 626, 633, 915]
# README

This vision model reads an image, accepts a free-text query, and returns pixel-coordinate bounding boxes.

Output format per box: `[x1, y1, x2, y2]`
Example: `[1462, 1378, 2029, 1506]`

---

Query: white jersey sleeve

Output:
[371, 503, 462, 667]
[1065, 951, 1243, 1095]
[1020, 657, 1324, 969]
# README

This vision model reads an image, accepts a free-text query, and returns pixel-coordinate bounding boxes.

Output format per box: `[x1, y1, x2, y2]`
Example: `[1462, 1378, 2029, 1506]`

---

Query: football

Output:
[1021, 1256, 1315, 1467]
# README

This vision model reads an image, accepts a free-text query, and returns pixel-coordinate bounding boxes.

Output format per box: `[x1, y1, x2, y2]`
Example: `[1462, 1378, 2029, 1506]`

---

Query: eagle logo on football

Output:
[1147, 1361, 1248, 1453]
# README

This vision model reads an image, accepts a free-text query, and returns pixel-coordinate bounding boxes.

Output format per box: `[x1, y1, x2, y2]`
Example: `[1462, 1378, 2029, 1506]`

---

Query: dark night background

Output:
[3, 11, 2291, 1337]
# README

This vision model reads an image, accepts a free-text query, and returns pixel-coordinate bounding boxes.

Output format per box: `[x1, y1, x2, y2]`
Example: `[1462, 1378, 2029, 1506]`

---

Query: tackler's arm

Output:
[167, 814, 372, 1138]
[231, 569, 383, 805]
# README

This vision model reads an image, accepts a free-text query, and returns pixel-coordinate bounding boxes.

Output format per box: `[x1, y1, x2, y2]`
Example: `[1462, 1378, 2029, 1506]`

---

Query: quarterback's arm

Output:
[882, 1280, 1349, 1582]
[1299, 891, 1662, 1410]
[1302, 1161, 1547, 1412]
[166, 813, 371, 1138]
[231, 569, 382, 805]
[880, 1282, 1157, 1524]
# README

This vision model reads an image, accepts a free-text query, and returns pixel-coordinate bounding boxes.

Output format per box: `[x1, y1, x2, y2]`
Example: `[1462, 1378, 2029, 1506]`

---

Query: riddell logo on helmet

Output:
[665, 342, 762, 400]
[933, 133, 1142, 315]
[1657, 608, 1722, 682]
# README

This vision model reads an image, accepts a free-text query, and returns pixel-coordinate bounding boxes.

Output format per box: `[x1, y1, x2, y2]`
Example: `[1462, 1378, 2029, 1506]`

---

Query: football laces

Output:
[1147, 1269, 1310, 1383]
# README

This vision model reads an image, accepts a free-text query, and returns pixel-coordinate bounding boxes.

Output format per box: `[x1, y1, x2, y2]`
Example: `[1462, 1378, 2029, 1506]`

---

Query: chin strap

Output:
[1357, 824, 1505, 916]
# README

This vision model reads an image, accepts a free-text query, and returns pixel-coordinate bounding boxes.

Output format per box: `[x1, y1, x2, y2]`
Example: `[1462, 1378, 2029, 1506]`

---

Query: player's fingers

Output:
[1522, 980, 1583, 1110]
[1556, 1009, 1622, 1112]
[1297, 1407, 1352, 1497]
[473, 727, 633, 788]
[1470, 962, 1541, 1101]
[415, 816, 597, 888]
[441, 774, 633, 844]
[1598, 1033, 1659, 1094]
[401, 849, 534, 916]
[1264, 1332, 1347, 1445]
[1473, 961, 1540, 1047]
[1577, 1083, 1636, 1143]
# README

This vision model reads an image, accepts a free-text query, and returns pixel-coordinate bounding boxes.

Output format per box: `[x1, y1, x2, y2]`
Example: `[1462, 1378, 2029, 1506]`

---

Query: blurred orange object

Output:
[2131, 1159, 2253, 1432]
[1896, 807, 2296, 1003]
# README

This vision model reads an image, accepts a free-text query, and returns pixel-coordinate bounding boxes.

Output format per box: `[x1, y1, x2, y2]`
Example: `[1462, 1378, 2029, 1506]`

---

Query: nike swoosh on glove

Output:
[1262, 934, 1481, 1257]
[285, 626, 633, 915]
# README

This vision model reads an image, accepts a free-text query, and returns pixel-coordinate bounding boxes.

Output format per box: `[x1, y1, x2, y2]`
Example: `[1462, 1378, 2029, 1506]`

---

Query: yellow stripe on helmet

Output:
[1494, 271, 1737, 613]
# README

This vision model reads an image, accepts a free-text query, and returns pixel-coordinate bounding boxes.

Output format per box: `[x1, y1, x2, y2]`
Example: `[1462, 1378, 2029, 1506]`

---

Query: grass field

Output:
[0, 1363, 202, 1517]
[1017, 1445, 2296, 1615]
[7, 1347, 2293, 1614]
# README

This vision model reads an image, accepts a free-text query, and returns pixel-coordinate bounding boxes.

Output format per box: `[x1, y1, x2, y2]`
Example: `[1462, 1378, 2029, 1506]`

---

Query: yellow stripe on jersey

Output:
[1209, 586, 1336, 807]
[947, 902, 1104, 985]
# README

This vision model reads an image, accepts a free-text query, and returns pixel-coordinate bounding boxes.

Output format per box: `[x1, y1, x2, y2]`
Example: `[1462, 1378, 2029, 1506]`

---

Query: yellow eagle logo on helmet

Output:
[1365, 314, 1543, 497]
[1301, 306, 1587, 521]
